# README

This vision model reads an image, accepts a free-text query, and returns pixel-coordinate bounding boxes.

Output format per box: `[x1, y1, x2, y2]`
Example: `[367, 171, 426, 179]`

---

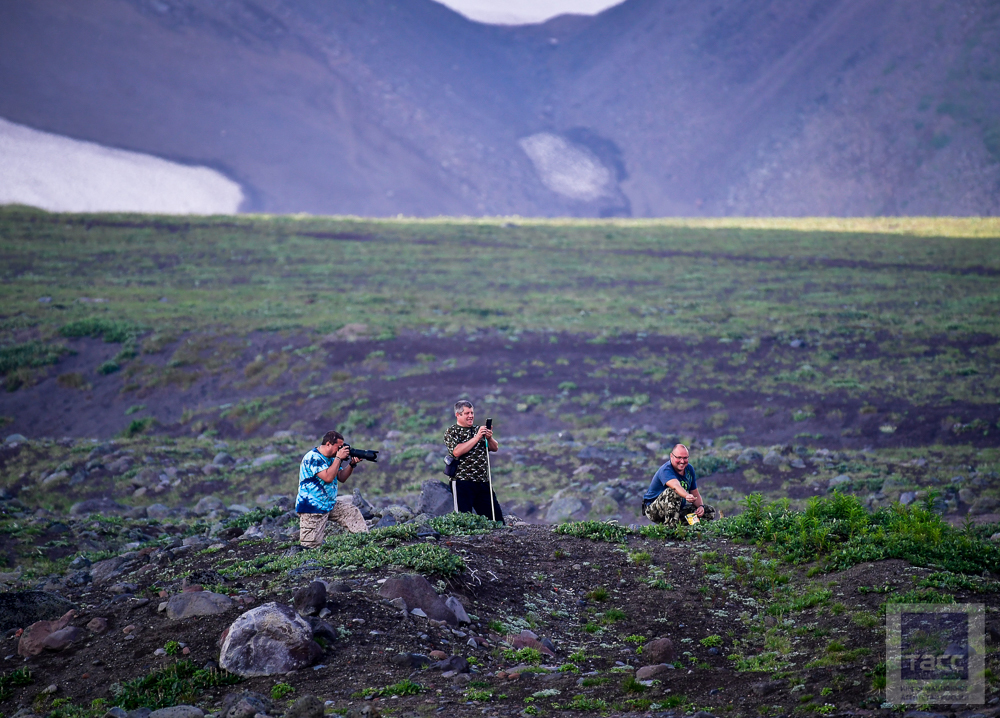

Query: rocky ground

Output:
[0, 478, 998, 718]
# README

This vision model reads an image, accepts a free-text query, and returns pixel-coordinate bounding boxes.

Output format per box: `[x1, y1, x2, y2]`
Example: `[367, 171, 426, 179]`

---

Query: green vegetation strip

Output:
[221, 514, 500, 580]
[556, 493, 1000, 576]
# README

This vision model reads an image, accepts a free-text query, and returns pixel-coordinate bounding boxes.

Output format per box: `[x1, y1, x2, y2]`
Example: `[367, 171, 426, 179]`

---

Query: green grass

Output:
[355, 679, 425, 698]
[554, 520, 630, 543]
[0, 667, 33, 702]
[110, 661, 240, 710]
[0, 341, 66, 375]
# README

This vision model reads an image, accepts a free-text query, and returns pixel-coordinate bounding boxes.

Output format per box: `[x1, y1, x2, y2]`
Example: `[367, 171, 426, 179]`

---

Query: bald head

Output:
[669, 444, 689, 473]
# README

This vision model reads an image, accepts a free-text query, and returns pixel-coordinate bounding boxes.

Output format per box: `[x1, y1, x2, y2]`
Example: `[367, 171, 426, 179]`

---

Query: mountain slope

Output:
[0, 0, 997, 216]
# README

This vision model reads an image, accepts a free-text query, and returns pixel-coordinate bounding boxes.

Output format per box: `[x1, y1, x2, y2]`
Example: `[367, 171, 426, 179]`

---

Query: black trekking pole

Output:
[485, 418, 495, 522]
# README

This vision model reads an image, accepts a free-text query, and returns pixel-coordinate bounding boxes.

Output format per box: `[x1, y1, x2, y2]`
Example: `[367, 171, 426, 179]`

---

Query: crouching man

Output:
[642, 444, 719, 527]
[297, 430, 369, 548]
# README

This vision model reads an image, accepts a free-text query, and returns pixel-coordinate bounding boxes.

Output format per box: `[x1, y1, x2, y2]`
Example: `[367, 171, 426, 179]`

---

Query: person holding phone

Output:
[444, 400, 503, 521]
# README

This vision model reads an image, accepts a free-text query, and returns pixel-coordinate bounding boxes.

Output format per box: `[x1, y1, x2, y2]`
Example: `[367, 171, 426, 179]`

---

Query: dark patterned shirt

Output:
[444, 424, 490, 482]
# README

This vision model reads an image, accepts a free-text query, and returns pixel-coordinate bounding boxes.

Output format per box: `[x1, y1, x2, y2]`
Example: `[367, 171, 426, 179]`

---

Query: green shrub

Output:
[121, 418, 155, 438]
[503, 647, 542, 664]
[111, 661, 240, 709]
[61, 318, 140, 344]
[428, 512, 502, 535]
[554, 520, 630, 543]
[0, 342, 66, 375]
[355, 679, 425, 698]
[270, 683, 294, 700]
[97, 360, 121, 375]
[0, 667, 32, 701]
[222, 506, 284, 531]
[621, 676, 647, 694]
[163, 641, 181, 656]
[713, 493, 1000, 576]
[699, 635, 723, 648]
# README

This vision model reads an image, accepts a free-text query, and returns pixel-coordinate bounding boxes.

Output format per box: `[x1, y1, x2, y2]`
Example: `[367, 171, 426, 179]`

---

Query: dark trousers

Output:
[451, 480, 503, 522]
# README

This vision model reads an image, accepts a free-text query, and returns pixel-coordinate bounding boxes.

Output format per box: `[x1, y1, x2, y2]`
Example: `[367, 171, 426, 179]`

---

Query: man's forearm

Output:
[453, 437, 478, 457]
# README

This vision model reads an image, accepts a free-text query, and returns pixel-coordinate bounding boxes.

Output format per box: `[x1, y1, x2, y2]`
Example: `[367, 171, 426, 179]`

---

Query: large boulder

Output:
[219, 603, 323, 677]
[762, 451, 784, 467]
[18, 609, 76, 657]
[736, 448, 763, 464]
[0, 591, 77, 632]
[166, 592, 234, 620]
[415, 481, 453, 517]
[378, 574, 458, 626]
[643, 638, 675, 664]
[70, 498, 127, 516]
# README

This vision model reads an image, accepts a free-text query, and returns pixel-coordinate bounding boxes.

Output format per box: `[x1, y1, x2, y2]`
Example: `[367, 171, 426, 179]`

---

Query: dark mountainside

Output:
[1, 0, 998, 217]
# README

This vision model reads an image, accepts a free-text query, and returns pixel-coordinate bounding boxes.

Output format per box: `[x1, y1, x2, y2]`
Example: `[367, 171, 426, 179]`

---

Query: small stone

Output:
[148, 706, 204, 718]
[828, 474, 851, 489]
[123, 625, 136, 635]
[410, 608, 427, 618]
[429, 650, 447, 660]
[154, 648, 167, 656]
[87, 617, 108, 634]
[635, 664, 673, 680]
[42, 684, 58, 695]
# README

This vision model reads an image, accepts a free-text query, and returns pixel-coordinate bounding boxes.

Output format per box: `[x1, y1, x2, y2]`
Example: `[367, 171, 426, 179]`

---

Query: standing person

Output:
[642, 444, 719, 527]
[443, 400, 503, 521]
[296, 430, 369, 548]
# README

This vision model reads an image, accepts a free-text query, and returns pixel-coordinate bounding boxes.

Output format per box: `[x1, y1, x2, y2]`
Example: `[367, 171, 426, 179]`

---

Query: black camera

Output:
[345, 445, 379, 463]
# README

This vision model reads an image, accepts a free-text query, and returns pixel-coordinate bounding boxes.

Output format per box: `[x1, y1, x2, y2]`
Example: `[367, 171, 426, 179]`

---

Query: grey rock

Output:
[899, 492, 917, 506]
[148, 707, 203, 718]
[378, 574, 459, 626]
[213, 452, 235, 466]
[40, 626, 84, 651]
[971, 496, 999, 515]
[69, 555, 92, 570]
[444, 596, 470, 624]
[201, 464, 222, 476]
[89, 556, 131, 586]
[227, 504, 251, 514]
[219, 603, 323, 677]
[70, 498, 127, 516]
[736, 448, 762, 464]
[166, 591, 234, 620]
[127, 710, 151, 718]
[146, 504, 171, 520]
[991, 533, 1000, 542]
[383, 504, 414, 522]
[828, 474, 851, 489]
[635, 664, 674, 680]
[762, 451, 784, 467]
[193, 496, 225, 516]
[221, 692, 272, 718]
[415, 480, 453, 517]
[545, 497, 584, 523]
[431, 655, 469, 673]
[642, 638, 675, 664]
[5, 434, 27, 444]
[374, 514, 397, 529]
[293, 582, 327, 617]
[252, 454, 280, 468]
[284, 696, 323, 718]
[723, 442, 743, 451]
[959, 488, 976, 504]
[104, 708, 128, 718]
[751, 680, 784, 696]
[390, 652, 431, 669]
[789, 457, 806, 469]
[352, 489, 376, 520]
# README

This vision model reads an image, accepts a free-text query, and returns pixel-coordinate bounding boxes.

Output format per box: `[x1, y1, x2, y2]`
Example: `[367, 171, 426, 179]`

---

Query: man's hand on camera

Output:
[476, 426, 490, 440]
[349, 457, 362, 467]
[335, 446, 350, 461]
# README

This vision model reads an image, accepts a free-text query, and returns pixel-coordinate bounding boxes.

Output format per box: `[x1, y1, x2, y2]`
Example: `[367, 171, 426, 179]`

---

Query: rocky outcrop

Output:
[414, 480, 453, 517]
[378, 574, 459, 626]
[18, 609, 77, 657]
[0, 591, 77, 632]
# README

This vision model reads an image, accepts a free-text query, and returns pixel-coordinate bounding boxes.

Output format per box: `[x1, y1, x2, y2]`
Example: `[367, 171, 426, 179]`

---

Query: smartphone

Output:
[486, 418, 493, 430]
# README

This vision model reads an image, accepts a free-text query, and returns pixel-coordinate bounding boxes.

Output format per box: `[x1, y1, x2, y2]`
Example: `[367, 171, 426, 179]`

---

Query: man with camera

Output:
[296, 430, 369, 547]
[444, 400, 503, 521]
[641, 444, 718, 527]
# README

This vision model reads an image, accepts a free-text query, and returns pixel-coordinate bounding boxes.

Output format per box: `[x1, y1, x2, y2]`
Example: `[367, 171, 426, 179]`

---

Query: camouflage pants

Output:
[643, 490, 717, 528]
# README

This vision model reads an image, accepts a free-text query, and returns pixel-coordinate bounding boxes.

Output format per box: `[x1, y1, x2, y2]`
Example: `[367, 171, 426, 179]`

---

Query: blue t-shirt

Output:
[643, 461, 697, 506]
[296, 448, 342, 513]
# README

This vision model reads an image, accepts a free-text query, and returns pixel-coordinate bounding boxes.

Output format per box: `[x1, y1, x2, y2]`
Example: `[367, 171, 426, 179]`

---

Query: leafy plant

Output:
[699, 635, 723, 648]
[355, 679, 425, 698]
[111, 661, 240, 709]
[554, 520, 630, 543]
[270, 683, 294, 700]
[0, 667, 33, 701]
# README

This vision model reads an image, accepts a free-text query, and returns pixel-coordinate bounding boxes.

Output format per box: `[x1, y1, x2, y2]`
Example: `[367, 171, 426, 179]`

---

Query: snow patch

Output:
[0, 117, 243, 214]
[519, 132, 613, 202]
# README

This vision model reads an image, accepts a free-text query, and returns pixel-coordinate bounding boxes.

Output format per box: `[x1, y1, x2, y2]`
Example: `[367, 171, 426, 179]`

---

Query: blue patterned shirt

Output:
[643, 462, 697, 507]
[296, 448, 341, 513]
